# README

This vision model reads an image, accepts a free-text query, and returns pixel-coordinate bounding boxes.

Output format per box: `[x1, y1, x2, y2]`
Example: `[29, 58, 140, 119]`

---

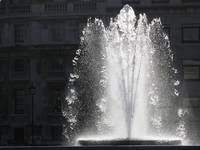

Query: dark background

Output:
[0, 0, 199, 146]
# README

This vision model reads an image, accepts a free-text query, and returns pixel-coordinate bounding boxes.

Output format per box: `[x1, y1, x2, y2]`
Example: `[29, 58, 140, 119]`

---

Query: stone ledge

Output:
[0, 146, 199, 150]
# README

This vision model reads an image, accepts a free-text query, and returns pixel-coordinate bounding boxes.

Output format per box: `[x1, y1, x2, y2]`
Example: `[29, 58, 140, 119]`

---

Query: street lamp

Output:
[29, 83, 36, 145]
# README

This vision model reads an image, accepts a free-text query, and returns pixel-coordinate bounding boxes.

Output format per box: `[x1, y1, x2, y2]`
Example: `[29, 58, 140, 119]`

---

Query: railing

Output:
[8, 5, 31, 16]
[10, 114, 29, 124]
[1, 1, 200, 18]
[182, 0, 200, 3]
[0, 2, 99, 18]
[74, 1, 97, 12]
[44, 2, 98, 15]
[44, 3, 68, 14]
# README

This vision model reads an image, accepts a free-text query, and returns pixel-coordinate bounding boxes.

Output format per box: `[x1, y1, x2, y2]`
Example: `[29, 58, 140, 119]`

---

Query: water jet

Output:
[63, 4, 186, 145]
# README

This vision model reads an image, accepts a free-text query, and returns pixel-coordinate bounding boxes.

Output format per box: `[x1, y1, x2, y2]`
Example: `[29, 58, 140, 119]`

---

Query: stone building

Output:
[0, 0, 200, 145]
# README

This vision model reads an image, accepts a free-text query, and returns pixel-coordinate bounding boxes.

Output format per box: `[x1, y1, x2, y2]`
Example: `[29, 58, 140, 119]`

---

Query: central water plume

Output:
[63, 5, 185, 144]
[103, 5, 151, 138]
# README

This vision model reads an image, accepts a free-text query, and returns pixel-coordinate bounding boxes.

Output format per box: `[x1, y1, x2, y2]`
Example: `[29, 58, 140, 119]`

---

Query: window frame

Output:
[0, 26, 2, 45]
[48, 57, 65, 73]
[14, 89, 25, 114]
[52, 89, 62, 113]
[14, 127, 25, 144]
[163, 24, 171, 38]
[183, 97, 200, 108]
[182, 60, 200, 81]
[51, 125, 63, 140]
[14, 24, 27, 44]
[48, 86, 64, 114]
[50, 23, 65, 42]
[13, 58, 26, 73]
[182, 24, 200, 43]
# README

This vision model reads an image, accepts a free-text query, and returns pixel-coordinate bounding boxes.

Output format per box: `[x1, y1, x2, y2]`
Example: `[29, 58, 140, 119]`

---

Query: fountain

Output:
[63, 5, 186, 146]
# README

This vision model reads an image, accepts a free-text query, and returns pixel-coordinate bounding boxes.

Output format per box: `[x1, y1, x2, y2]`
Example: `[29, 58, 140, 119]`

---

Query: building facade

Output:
[0, 0, 200, 145]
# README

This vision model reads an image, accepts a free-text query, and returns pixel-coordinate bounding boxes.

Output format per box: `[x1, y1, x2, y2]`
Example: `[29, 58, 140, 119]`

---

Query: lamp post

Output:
[29, 83, 36, 145]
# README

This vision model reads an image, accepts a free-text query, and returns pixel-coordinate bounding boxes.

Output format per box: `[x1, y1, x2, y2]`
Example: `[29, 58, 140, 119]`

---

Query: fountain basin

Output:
[1, 145, 199, 150]
[77, 139, 182, 146]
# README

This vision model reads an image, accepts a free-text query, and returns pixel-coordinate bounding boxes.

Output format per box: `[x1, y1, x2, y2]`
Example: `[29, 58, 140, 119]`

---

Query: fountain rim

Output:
[77, 138, 182, 146]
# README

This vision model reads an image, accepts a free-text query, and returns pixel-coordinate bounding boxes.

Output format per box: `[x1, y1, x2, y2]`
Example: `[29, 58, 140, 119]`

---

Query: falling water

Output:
[63, 5, 186, 145]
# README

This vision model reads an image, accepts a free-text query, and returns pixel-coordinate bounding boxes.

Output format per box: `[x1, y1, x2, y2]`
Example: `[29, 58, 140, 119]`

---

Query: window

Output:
[50, 23, 64, 42]
[184, 66, 199, 79]
[183, 97, 200, 108]
[14, 24, 27, 43]
[66, 27, 79, 43]
[52, 89, 62, 113]
[163, 25, 170, 38]
[34, 126, 42, 137]
[51, 126, 62, 140]
[0, 86, 7, 114]
[182, 25, 200, 43]
[183, 97, 200, 123]
[0, 62, 3, 73]
[152, 0, 169, 3]
[14, 89, 25, 114]
[14, 128, 24, 144]
[41, 23, 48, 42]
[183, 60, 200, 80]
[0, 28, 2, 44]
[48, 87, 63, 113]
[0, 126, 8, 144]
[0, 60, 4, 73]
[0, 127, 2, 142]
[0, 87, 2, 113]
[49, 58, 64, 73]
[14, 59, 25, 73]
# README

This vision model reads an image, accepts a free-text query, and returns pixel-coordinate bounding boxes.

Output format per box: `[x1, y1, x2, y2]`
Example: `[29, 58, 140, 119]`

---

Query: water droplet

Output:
[174, 80, 180, 86]
[178, 108, 188, 118]
[176, 121, 186, 139]
[150, 95, 159, 105]
[174, 89, 179, 96]
[151, 116, 162, 129]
